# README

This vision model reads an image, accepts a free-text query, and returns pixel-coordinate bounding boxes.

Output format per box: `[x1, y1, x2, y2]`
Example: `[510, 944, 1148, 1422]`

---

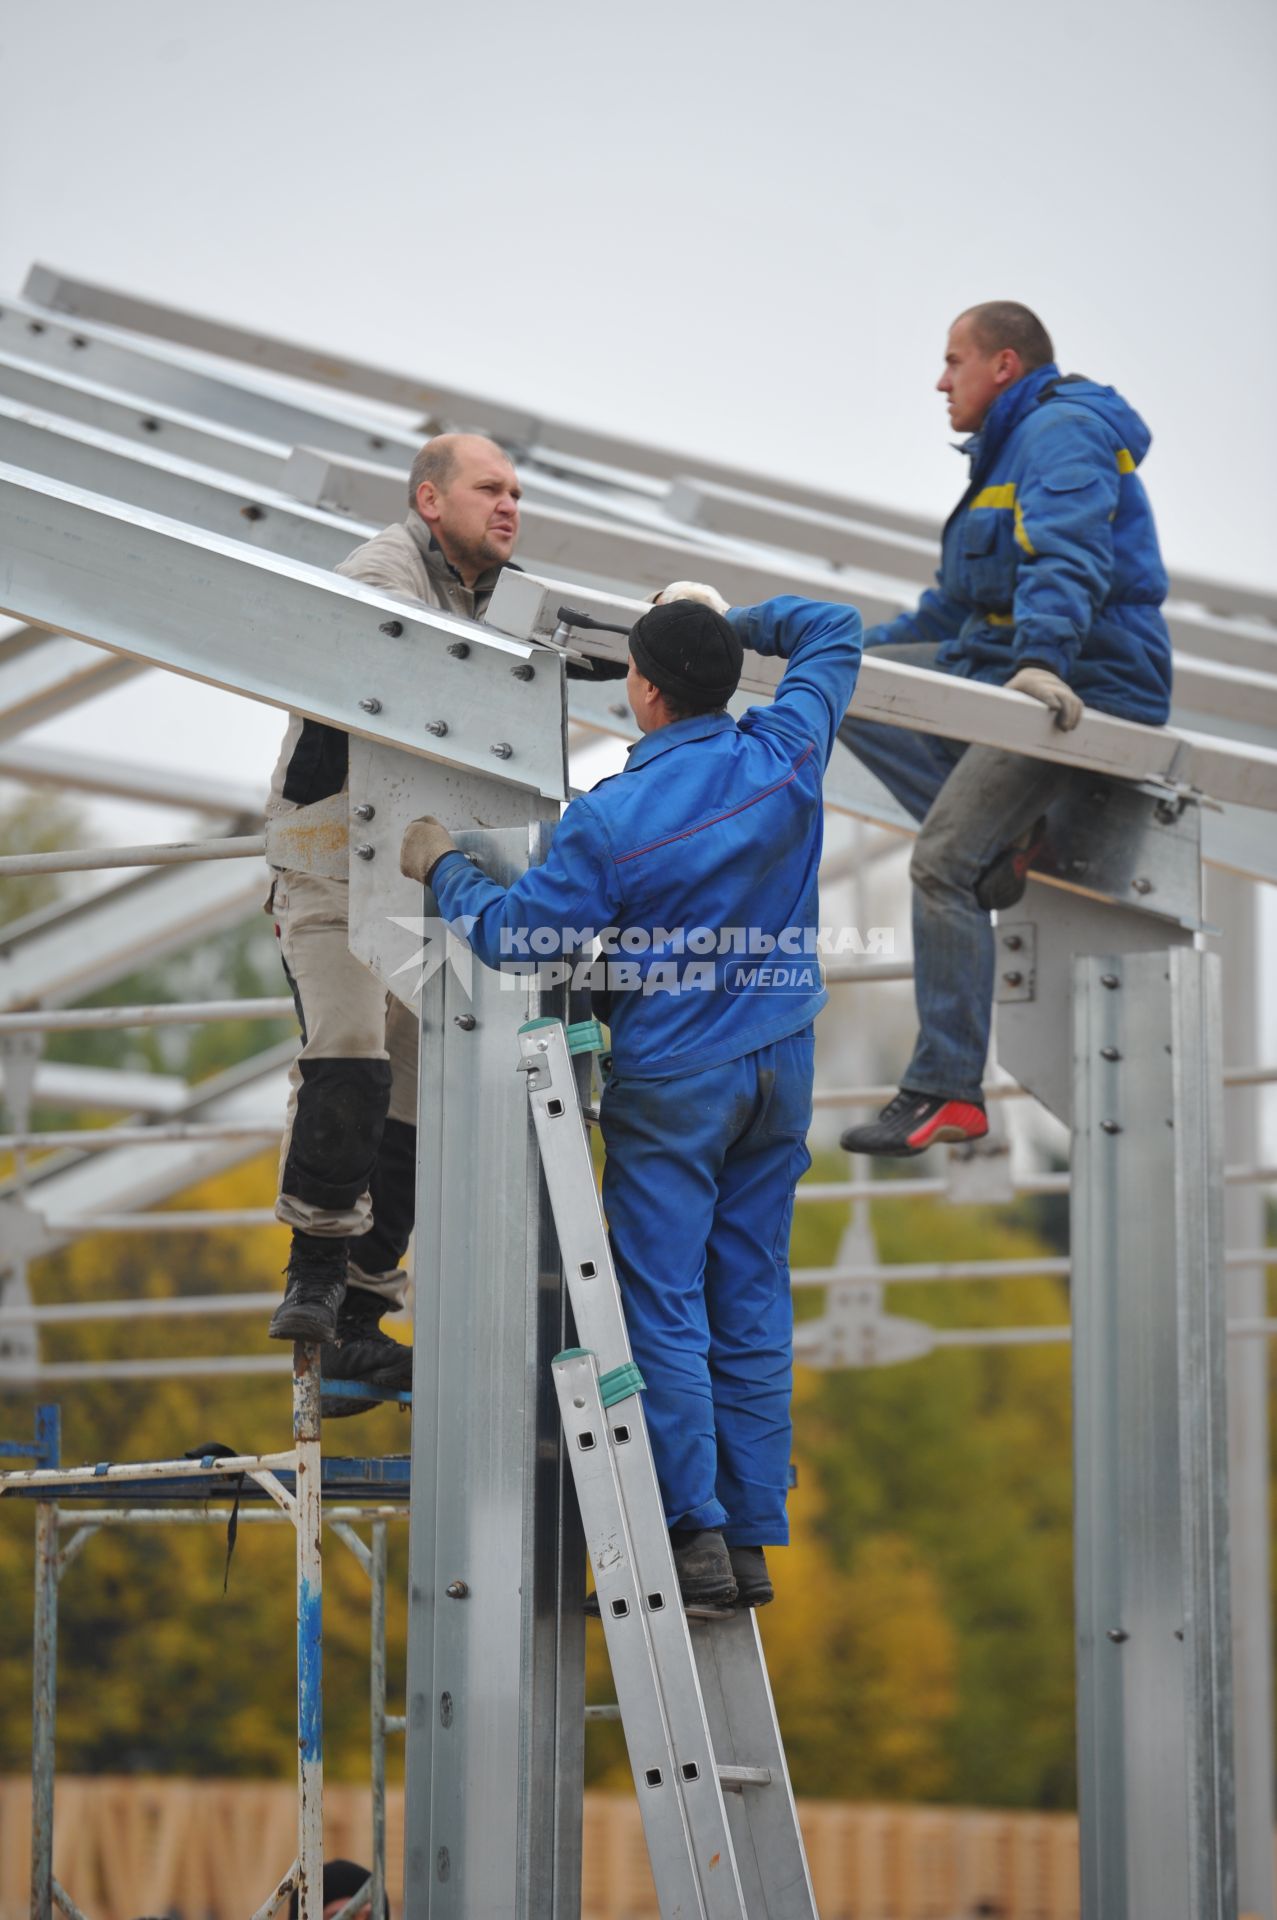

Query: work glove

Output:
[400, 817, 458, 885]
[654, 580, 731, 615]
[1005, 666, 1084, 732]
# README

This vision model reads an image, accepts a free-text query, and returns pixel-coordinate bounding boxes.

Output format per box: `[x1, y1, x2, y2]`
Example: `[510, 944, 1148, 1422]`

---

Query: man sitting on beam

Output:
[837, 301, 1173, 1156]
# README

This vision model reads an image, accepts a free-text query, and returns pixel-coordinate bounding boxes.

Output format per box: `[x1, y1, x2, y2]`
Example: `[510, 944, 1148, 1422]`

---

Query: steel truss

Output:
[0, 266, 1273, 1918]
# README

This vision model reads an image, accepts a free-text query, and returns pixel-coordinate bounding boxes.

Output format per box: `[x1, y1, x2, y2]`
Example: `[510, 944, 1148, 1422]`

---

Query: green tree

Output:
[795, 1177, 1077, 1807]
[0, 790, 87, 928]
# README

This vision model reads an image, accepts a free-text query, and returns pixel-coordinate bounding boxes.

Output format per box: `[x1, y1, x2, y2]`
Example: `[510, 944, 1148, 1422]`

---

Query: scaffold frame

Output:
[0, 1385, 411, 1920]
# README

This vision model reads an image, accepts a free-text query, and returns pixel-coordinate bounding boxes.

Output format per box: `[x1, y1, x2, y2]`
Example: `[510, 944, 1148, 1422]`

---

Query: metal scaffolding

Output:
[0, 263, 1274, 1919]
[0, 1388, 410, 1920]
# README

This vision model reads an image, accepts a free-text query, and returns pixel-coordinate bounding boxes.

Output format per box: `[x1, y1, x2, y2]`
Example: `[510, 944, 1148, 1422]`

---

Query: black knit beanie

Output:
[289, 1860, 388, 1920]
[629, 600, 743, 710]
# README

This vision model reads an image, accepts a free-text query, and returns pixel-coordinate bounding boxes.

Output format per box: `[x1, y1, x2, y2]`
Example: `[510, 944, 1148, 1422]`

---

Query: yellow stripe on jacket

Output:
[969, 451, 1134, 555]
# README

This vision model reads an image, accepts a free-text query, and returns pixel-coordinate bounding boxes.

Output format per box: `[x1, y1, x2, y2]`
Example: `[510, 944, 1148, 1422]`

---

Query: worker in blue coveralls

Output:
[399, 585, 863, 1608]
[838, 301, 1172, 1157]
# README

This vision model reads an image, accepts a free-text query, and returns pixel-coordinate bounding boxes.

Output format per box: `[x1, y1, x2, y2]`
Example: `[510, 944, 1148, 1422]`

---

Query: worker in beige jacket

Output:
[264, 435, 522, 1406]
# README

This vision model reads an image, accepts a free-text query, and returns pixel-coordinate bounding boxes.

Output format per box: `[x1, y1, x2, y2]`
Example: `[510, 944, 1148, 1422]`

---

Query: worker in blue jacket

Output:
[839, 300, 1172, 1157]
[400, 587, 863, 1607]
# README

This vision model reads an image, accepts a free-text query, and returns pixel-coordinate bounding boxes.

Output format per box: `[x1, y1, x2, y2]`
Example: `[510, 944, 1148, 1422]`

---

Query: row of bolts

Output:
[351, 621, 524, 858]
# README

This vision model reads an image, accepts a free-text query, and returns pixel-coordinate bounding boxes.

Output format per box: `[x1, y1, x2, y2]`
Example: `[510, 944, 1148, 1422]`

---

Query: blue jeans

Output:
[600, 1026, 814, 1545]
[838, 643, 1083, 1102]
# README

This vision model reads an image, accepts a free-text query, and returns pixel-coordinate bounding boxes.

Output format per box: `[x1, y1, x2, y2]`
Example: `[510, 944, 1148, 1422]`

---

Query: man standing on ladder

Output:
[264, 433, 622, 1401]
[400, 586, 862, 1604]
[838, 301, 1173, 1156]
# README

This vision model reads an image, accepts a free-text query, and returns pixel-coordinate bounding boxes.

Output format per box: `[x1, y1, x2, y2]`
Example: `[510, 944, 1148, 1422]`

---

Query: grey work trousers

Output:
[838, 642, 1089, 1100]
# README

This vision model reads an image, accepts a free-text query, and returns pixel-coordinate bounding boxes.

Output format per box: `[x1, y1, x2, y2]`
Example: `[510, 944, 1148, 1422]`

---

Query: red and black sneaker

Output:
[840, 1088, 988, 1157]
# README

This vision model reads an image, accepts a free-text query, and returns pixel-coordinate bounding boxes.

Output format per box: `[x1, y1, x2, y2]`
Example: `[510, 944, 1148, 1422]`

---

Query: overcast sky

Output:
[1, 0, 1273, 770]
[0, 0, 1274, 1101]
[3, 0, 1275, 590]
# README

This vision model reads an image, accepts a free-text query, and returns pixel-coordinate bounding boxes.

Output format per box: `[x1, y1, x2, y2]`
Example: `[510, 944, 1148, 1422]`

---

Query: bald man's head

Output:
[409, 433, 521, 586]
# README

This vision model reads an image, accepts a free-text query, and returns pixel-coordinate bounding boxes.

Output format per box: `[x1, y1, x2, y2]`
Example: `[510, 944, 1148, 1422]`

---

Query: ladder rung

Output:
[717, 1765, 773, 1791]
[584, 1703, 621, 1722]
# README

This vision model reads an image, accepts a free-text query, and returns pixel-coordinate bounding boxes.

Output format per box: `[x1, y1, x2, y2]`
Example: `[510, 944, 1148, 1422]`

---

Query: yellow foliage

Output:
[0, 1152, 410, 1780]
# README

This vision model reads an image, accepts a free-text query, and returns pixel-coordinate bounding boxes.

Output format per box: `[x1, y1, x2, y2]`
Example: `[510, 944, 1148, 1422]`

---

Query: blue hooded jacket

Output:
[429, 596, 862, 1080]
[869, 364, 1172, 723]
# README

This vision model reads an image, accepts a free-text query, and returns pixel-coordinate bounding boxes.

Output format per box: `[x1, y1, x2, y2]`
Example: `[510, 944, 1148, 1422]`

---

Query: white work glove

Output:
[654, 580, 731, 615]
[400, 816, 458, 884]
[1006, 666, 1084, 732]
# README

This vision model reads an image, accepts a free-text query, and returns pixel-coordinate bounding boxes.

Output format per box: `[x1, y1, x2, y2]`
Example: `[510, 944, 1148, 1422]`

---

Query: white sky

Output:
[2, 0, 1275, 589]
[0, 0, 1274, 1112]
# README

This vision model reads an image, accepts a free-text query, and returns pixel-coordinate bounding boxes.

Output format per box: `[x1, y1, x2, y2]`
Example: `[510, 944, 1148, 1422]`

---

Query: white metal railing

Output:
[0, 835, 266, 876]
[0, 998, 291, 1032]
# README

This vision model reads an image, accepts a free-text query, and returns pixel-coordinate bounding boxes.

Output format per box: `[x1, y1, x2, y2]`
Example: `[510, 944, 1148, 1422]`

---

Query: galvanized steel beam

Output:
[0, 465, 567, 801]
[667, 476, 1277, 647]
[0, 737, 264, 816]
[11, 266, 945, 533]
[0, 294, 415, 467]
[0, 397, 365, 573]
[0, 858, 265, 1010]
[19, 1062, 190, 1117]
[0, 626, 140, 741]
[489, 572, 1277, 813]
[8, 1042, 291, 1261]
[289, 449, 1277, 732]
[0, 349, 291, 488]
[26, 266, 1277, 627]
[13, 380, 1266, 763]
[284, 446, 906, 625]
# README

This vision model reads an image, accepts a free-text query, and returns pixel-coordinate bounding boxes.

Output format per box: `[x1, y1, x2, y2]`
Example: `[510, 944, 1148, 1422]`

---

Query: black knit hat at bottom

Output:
[629, 599, 743, 708]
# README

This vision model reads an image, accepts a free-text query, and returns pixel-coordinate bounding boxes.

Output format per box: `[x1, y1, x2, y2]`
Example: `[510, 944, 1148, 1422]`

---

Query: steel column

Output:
[1072, 948, 1236, 1917]
[1210, 867, 1275, 1920]
[403, 823, 583, 1920]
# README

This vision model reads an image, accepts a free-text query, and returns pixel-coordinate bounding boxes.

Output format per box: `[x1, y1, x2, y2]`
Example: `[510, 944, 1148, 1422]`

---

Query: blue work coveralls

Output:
[430, 597, 863, 1543]
[838, 365, 1172, 1100]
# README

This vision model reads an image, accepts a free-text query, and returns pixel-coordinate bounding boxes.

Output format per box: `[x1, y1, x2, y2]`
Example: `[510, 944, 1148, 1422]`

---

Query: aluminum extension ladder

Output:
[517, 1016, 819, 1920]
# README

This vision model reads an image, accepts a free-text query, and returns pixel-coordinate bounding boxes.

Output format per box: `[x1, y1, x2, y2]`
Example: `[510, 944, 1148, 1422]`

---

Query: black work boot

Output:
[728, 1545, 774, 1609]
[670, 1527, 738, 1609]
[320, 1285, 414, 1419]
[267, 1231, 349, 1343]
